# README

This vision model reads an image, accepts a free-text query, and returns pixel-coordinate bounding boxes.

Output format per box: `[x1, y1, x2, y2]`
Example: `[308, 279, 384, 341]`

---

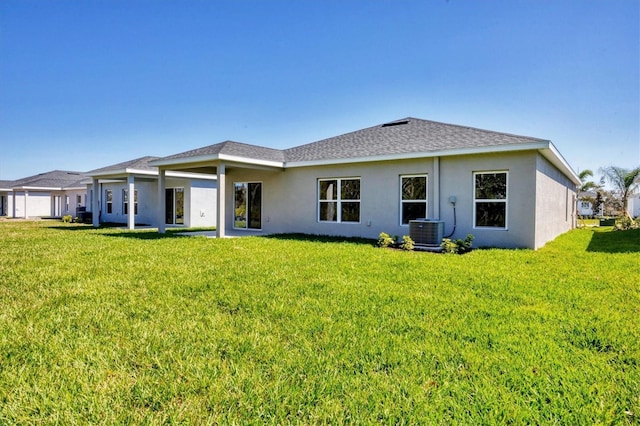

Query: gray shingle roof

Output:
[284, 117, 549, 162]
[159, 140, 286, 163]
[11, 170, 86, 189]
[86, 156, 160, 175]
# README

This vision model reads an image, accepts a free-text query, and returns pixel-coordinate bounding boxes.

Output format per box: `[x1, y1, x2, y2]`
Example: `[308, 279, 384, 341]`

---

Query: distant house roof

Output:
[10, 170, 87, 190]
[0, 180, 14, 190]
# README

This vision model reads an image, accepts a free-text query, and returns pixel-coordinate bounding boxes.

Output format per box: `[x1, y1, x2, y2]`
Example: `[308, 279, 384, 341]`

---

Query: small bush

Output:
[376, 232, 396, 248]
[614, 216, 640, 231]
[399, 235, 415, 251]
[441, 234, 474, 254]
[62, 215, 73, 223]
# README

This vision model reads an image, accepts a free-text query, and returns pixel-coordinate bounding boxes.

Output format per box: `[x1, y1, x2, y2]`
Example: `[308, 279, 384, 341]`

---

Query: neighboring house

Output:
[577, 191, 603, 217]
[628, 193, 640, 218]
[86, 156, 217, 229]
[150, 117, 581, 249]
[0, 171, 87, 218]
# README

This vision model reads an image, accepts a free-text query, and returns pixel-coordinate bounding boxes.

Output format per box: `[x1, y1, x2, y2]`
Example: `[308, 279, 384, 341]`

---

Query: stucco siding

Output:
[534, 154, 576, 249]
[222, 151, 546, 248]
[13, 191, 51, 218]
[99, 181, 158, 226]
[187, 179, 217, 228]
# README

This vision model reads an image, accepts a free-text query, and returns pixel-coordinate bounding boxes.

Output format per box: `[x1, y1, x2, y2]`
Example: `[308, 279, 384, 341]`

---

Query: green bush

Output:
[441, 234, 474, 254]
[614, 216, 640, 231]
[399, 235, 414, 251]
[376, 232, 396, 248]
[62, 215, 72, 223]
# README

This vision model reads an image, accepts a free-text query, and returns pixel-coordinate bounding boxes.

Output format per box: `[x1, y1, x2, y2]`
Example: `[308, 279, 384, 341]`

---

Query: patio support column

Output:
[24, 190, 28, 219]
[158, 169, 166, 234]
[92, 178, 100, 227]
[433, 156, 440, 220]
[127, 175, 135, 230]
[216, 163, 226, 238]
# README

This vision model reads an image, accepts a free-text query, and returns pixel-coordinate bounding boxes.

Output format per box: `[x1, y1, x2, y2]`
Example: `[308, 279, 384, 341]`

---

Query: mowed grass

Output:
[0, 221, 638, 424]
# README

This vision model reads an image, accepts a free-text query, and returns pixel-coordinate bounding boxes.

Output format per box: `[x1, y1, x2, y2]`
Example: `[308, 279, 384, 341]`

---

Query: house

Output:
[628, 193, 640, 218]
[0, 170, 87, 218]
[577, 191, 603, 217]
[86, 156, 217, 229]
[149, 117, 581, 249]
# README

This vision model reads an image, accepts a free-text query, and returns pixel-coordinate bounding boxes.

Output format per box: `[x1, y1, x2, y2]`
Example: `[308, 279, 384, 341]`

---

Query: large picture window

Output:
[318, 178, 360, 223]
[474, 171, 508, 229]
[234, 182, 262, 230]
[400, 175, 427, 225]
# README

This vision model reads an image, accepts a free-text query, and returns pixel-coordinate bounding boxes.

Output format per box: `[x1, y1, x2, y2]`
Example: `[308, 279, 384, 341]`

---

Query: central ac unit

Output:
[409, 220, 444, 246]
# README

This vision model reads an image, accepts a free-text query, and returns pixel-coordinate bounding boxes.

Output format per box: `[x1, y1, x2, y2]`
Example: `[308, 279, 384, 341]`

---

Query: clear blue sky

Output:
[1, 0, 638, 181]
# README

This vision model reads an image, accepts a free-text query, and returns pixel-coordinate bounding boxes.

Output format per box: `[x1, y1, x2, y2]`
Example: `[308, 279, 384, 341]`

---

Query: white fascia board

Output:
[61, 186, 87, 191]
[20, 186, 63, 191]
[284, 141, 551, 168]
[217, 154, 284, 168]
[88, 168, 158, 179]
[166, 171, 217, 180]
[540, 143, 581, 186]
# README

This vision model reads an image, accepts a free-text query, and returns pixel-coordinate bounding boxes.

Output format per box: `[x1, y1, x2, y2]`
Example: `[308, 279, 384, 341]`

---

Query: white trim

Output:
[150, 154, 284, 169]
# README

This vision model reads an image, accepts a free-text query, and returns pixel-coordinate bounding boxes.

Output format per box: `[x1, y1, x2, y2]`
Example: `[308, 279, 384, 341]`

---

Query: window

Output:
[234, 182, 262, 229]
[400, 175, 427, 225]
[123, 189, 138, 215]
[165, 188, 184, 224]
[105, 190, 113, 214]
[76, 195, 82, 208]
[318, 178, 360, 223]
[65, 196, 69, 212]
[474, 171, 507, 229]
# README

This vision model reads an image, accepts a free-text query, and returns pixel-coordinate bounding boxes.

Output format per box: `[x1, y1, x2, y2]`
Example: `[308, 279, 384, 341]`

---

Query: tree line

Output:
[578, 166, 640, 218]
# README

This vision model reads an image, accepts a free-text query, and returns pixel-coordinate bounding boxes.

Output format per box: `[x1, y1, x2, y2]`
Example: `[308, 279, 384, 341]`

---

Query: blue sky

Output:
[0, 0, 638, 181]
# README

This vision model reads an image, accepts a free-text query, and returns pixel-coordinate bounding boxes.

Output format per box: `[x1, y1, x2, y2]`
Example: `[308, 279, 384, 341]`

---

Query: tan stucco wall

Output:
[222, 150, 571, 248]
[534, 154, 576, 249]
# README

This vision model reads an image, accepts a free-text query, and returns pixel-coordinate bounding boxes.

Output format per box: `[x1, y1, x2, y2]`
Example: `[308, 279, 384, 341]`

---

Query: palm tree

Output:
[576, 169, 600, 219]
[599, 166, 640, 218]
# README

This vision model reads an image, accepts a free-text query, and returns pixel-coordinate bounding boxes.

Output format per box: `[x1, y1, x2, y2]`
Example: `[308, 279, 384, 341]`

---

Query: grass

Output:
[0, 221, 638, 424]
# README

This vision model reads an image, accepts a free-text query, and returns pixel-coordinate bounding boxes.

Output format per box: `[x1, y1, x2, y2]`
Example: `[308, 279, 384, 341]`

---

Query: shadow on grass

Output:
[261, 233, 376, 246]
[586, 228, 640, 253]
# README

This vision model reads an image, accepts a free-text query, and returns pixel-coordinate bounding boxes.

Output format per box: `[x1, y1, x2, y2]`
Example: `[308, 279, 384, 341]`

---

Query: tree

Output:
[599, 166, 640, 218]
[576, 169, 601, 219]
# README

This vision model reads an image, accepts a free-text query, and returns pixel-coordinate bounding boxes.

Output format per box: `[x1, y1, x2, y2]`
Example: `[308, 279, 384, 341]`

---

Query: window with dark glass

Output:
[318, 178, 360, 223]
[400, 175, 427, 225]
[234, 182, 262, 230]
[474, 171, 507, 228]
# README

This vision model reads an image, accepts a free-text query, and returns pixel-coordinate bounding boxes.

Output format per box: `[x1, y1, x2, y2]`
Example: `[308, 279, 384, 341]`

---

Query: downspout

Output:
[433, 157, 440, 220]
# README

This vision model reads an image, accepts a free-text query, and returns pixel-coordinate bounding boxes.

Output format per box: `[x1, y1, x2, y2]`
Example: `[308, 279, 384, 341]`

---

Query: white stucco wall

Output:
[98, 180, 158, 226]
[13, 191, 51, 218]
[534, 154, 576, 249]
[221, 150, 563, 249]
[187, 179, 217, 228]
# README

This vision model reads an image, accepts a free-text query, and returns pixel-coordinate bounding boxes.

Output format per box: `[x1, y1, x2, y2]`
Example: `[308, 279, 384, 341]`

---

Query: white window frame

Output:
[399, 174, 428, 226]
[64, 195, 69, 212]
[317, 177, 361, 224]
[473, 171, 508, 230]
[76, 194, 82, 208]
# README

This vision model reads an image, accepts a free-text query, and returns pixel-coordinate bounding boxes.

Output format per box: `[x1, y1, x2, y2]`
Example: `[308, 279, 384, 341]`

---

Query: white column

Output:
[158, 169, 166, 233]
[216, 163, 226, 238]
[127, 175, 135, 230]
[24, 190, 29, 219]
[92, 179, 100, 227]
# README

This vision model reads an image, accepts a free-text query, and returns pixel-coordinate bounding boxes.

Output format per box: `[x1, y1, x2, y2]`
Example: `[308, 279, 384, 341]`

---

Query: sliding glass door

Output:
[165, 188, 184, 225]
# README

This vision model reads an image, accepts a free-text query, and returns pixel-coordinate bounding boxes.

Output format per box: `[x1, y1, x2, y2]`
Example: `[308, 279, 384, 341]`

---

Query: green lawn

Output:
[0, 221, 638, 424]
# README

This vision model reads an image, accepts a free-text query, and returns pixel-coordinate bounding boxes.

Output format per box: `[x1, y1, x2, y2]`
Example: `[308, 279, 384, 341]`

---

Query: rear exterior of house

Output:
[151, 118, 580, 249]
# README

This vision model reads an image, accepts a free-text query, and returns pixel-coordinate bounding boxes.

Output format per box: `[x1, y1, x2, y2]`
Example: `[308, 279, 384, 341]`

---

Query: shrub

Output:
[441, 234, 474, 254]
[399, 235, 415, 251]
[62, 215, 72, 223]
[614, 216, 640, 231]
[376, 232, 396, 248]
